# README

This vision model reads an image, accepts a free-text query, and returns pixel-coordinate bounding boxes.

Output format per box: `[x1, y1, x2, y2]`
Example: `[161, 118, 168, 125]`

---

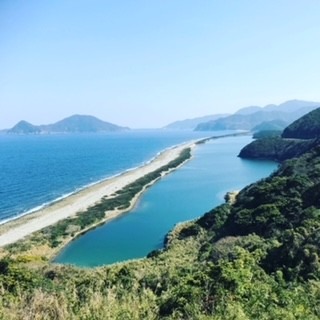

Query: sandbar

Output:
[0, 141, 197, 247]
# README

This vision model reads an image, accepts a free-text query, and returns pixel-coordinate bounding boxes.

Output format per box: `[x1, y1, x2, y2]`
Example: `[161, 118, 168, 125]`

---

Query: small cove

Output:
[54, 136, 277, 267]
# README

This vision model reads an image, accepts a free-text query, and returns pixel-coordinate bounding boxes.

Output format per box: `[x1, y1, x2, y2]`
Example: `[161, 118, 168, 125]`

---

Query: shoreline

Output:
[0, 140, 197, 247]
[51, 169, 173, 262]
[0, 142, 187, 227]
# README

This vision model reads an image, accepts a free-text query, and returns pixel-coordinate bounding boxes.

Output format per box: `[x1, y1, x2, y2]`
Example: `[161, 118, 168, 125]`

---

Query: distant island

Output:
[5, 114, 129, 134]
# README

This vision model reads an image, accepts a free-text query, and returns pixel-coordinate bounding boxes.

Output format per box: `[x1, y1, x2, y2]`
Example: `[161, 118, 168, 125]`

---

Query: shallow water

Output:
[55, 136, 277, 267]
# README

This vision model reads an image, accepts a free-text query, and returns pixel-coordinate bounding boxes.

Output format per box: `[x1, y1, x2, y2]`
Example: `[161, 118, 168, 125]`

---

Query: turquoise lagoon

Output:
[55, 135, 277, 267]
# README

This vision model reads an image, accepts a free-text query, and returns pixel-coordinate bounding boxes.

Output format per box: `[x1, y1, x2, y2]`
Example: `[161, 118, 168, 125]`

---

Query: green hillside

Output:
[252, 130, 282, 139]
[282, 107, 320, 139]
[238, 137, 318, 161]
[239, 108, 320, 162]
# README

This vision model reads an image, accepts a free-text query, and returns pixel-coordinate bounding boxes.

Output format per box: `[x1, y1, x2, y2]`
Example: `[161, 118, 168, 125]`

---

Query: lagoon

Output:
[55, 136, 277, 267]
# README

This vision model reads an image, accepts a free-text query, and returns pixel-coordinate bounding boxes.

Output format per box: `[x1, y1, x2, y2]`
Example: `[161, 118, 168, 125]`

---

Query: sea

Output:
[0, 130, 277, 266]
[0, 130, 212, 224]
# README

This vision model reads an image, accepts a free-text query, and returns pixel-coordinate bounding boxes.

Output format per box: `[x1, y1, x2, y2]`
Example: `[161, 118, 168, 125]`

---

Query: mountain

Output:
[164, 114, 229, 130]
[238, 137, 319, 161]
[195, 100, 320, 131]
[251, 119, 288, 132]
[7, 120, 41, 134]
[265, 99, 320, 112]
[195, 110, 292, 131]
[282, 107, 320, 139]
[7, 115, 129, 134]
[41, 115, 128, 133]
[239, 107, 320, 162]
[235, 105, 262, 115]
[252, 130, 282, 139]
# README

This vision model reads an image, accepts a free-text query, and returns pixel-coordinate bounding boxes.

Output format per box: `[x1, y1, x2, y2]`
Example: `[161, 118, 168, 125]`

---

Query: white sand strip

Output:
[0, 141, 196, 247]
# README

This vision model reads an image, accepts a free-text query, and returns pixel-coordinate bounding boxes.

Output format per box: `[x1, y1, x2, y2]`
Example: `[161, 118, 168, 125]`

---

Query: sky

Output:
[1, 1, 320, 129]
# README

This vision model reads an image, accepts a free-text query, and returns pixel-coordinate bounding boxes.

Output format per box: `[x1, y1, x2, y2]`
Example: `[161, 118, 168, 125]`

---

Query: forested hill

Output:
[239, 107, 320, 162]
[238, 137, 320, 161]
[282, 107, 320, 139]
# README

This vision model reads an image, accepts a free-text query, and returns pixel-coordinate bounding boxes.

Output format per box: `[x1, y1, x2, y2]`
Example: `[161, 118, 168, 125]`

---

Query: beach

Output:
[0, 141, 196, 247]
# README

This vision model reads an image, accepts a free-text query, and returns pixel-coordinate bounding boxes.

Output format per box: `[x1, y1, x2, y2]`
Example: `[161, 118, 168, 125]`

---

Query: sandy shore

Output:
[0, 141, 197, 247]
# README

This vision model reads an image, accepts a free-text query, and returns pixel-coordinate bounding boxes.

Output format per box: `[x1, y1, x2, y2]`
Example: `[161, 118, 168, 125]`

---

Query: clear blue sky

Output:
[1, 0, 320, 129]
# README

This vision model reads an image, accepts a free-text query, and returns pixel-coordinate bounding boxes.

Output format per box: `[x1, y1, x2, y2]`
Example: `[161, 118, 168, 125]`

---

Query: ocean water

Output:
[54, 135, 278, 267]
[0, 130, 212, 224]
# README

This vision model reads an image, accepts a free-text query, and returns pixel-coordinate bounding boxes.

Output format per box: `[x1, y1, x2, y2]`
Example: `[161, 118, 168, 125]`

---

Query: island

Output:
[6, 114, 129, 134]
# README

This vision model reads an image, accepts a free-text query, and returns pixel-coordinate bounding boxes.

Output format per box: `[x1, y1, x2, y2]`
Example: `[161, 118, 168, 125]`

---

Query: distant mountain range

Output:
[195, 100, 320, 131]
[5, 100, 320, 134]
[6, 115, 129, 134]
[164, 114, 229, 130]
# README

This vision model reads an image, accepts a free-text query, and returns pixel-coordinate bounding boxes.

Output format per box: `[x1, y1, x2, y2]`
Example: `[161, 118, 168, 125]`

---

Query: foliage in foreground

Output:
[1, 146, 320, 319]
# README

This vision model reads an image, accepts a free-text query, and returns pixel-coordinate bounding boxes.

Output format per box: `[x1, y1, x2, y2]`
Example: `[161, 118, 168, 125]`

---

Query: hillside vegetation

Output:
[239, 107, 320, 162]
[282, 108, 320, 139]
[252, 130, 282, 139]
[238, 137, 319, 161]
[0, 141, 320, 318]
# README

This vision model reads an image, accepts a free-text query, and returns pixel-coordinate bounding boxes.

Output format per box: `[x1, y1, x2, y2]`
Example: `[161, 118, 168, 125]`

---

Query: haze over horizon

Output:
[1, 1, 320, 129]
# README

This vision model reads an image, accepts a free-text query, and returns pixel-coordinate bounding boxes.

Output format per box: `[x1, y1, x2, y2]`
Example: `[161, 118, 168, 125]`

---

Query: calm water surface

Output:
[55, 136, 277, 267]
